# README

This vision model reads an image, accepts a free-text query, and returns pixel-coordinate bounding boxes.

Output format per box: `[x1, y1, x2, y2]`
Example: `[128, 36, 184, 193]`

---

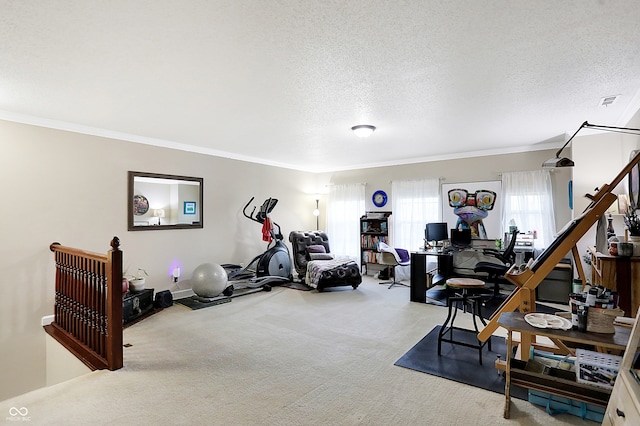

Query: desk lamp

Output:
[542, 121, 640, 168]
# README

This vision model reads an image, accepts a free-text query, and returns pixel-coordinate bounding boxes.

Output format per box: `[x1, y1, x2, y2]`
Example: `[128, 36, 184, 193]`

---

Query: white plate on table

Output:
[524, 313, 572, 330]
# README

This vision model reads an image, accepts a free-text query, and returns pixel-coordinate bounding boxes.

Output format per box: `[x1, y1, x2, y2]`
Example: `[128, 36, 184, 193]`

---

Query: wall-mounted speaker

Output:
[154, 290, 173, 308]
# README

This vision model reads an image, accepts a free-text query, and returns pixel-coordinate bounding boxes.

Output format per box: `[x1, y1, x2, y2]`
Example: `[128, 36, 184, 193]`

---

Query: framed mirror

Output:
[128, 171, 203, 231]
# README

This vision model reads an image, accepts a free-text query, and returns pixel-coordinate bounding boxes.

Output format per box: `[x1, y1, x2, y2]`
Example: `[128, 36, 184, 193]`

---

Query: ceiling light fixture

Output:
[351, 124, 376, 138]
[542, 121, 640, 168]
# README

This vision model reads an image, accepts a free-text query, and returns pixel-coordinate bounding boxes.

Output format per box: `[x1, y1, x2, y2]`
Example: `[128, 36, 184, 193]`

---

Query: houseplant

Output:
[624, 210, 640, 256]
[126, 268, 148, 292]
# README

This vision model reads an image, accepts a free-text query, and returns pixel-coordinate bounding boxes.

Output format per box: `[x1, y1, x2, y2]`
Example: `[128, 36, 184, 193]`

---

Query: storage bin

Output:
[586, 307, 624, 333]
[528, 390, 605, 422]
[575, 348, 622, 389]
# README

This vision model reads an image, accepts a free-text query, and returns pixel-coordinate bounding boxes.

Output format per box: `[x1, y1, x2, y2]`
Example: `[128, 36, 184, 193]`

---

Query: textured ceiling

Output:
[2, 1, 640, 172]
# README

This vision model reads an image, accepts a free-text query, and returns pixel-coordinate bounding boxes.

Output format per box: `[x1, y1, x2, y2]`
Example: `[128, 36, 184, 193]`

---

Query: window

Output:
[501, 171, 556, 248]
[327, 184, 366, 262]
[391, 179, 440, 250]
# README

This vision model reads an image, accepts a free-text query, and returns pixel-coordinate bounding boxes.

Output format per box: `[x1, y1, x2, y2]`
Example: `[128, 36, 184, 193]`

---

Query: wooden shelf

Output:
[360, 212, 392, 272]
[589, 246, 640, 318]
[498, 312, 631, 419]
[510, 359, 611, 407]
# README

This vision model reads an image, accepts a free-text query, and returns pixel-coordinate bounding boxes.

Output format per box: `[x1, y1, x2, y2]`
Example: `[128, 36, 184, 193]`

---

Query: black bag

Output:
[154, 290, 173, 308]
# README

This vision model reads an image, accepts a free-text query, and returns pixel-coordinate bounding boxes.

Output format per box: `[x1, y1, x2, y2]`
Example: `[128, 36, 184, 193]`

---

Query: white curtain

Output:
[501, 170, 556, 249]
[391, 178, 441, 251]
[327, 183, 366, 263]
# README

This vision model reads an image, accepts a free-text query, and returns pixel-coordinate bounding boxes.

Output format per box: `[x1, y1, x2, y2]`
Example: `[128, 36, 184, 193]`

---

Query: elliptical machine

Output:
[222, 197, 292, 296]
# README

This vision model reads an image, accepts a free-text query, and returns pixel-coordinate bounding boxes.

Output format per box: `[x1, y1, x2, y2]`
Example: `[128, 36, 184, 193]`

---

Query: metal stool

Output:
[437, 277, 492, 365]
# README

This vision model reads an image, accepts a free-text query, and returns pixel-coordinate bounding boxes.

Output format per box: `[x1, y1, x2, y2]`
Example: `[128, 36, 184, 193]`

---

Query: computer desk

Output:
[410, 249, 454, 303]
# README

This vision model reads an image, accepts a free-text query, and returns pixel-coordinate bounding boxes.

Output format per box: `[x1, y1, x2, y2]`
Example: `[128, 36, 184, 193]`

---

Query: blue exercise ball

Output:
[192, 263, 228, 298]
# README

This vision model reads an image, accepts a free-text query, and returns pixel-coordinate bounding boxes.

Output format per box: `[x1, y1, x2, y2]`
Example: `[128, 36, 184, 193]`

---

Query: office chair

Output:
[473, 228, 519, 298]
[377, 242, 411, 289]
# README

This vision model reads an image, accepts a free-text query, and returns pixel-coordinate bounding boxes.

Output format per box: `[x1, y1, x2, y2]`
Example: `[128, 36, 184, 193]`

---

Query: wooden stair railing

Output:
[44, 237, 123, 371]
[478, 151, 640, 343]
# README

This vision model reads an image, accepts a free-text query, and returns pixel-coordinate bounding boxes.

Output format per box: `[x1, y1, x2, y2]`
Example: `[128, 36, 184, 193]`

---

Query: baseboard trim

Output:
[42, 314, 54, 326]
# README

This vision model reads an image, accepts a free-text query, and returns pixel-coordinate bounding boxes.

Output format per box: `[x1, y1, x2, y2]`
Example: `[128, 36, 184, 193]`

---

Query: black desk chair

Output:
[473, 229, 519, 298]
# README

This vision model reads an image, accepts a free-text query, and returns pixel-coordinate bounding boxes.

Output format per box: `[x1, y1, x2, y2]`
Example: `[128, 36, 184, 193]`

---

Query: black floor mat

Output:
[280, 281, 313, 291]
[174, 296, 232, 310]
[395, 325, 528, 400]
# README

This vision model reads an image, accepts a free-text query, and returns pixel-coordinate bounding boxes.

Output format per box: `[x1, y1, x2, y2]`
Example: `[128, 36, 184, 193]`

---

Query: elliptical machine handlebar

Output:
[242, 197, 259, 222]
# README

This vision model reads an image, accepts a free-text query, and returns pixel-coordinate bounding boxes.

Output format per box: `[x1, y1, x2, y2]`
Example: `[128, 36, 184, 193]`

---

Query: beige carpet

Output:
[1, 276, 593, 425]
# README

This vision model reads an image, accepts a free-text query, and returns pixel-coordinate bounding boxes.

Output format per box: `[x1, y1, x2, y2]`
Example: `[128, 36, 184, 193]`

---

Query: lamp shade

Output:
[154, 209, 165, 218]
[542, 157, 575, 168]
[351, 124, 376, 138]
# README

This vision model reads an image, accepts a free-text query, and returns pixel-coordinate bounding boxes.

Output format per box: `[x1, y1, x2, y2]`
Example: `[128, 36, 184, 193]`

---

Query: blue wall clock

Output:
[372, 190, 388, 207]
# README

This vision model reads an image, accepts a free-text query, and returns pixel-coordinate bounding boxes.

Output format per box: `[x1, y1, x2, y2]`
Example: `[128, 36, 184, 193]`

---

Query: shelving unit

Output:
[604, 311, 640, 424]
[360, 211, 391, 274]
[498, 311, 631, 419]
[589, 246, 640, 318]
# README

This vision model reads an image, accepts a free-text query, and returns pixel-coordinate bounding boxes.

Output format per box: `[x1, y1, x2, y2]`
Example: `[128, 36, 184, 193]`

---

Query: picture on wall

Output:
[133, 194, 149, 216]
[184, 201, 196, 215]
[441, 180, 502, 240]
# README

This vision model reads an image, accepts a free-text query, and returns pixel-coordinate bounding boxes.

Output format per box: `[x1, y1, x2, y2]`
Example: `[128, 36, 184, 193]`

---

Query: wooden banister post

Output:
[106, 236, 123, 370]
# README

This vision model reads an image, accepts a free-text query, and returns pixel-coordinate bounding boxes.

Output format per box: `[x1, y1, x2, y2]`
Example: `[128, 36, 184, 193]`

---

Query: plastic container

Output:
[577, 306, 588, 332]
[575, 349, 622, 389]
[571, 279, 583, 294]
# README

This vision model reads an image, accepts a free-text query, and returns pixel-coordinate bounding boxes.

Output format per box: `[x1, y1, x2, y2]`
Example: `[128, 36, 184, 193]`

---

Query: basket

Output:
[586, 307, 624, 334]
[575, 349, 622, 389]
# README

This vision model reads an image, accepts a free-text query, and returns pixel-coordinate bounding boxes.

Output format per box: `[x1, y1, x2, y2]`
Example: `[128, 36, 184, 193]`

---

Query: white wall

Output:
[571, 110, 640, 279]
[326, 150, 573, 240]
[45, 334, 91, 387]
[0, 119, 321, 400]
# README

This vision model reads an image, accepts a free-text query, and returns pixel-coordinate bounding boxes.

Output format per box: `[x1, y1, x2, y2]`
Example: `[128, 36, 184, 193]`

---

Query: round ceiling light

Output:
[351, 124, 376, 138]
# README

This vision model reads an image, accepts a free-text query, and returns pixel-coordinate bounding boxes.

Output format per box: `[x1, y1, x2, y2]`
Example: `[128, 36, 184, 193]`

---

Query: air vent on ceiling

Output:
[599, 95, 619, 108]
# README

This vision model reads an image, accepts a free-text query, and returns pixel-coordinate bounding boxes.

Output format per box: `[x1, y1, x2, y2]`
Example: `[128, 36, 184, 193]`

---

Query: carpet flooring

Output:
[395, 325, 528, 400]
[2, 277, 592, 425]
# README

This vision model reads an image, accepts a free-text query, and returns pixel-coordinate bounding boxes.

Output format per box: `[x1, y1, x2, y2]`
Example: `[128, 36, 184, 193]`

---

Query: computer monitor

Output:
[425, 222, 449, 246]
[451, 228, 472, 248]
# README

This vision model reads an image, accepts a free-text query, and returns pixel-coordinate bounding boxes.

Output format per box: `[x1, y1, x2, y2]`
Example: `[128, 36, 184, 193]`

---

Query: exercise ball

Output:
[191, 263, 228, 298]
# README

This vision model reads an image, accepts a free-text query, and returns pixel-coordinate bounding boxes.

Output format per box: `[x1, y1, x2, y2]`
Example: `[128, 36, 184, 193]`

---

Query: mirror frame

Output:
[128, 171, 204, 231]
